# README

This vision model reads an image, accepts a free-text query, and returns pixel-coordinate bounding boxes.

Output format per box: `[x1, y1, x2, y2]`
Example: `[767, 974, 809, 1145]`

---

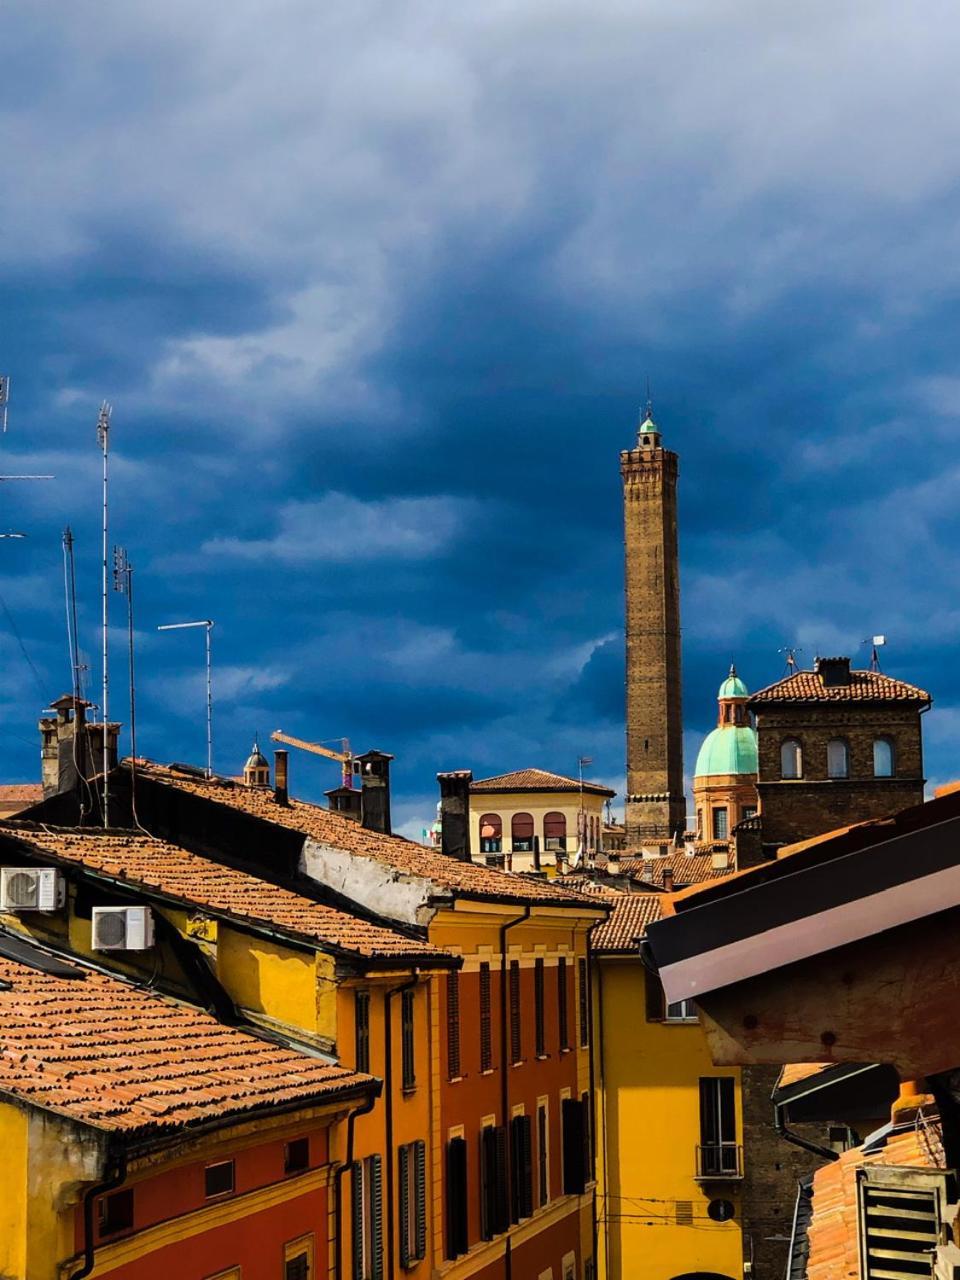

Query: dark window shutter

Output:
[445, 1137, 468, 1259]
[645, 970, 666, 1022]
[562, 1098, 586, 1195]
[370, 1155, 384, 1280]
[401, 989, 416, 1090]
[537, 1105, 549, 1206]
[480, 1125, 496, 1240]
[351, 1161, 364, 1280]
[446, 971, 461, 1079]
[399, 1145, 411, 1268]
[578, 957, 589, 1047]
[479, 963, 492, 1071]
[558, 957, 569, 1049]
[534, 959, 545, 1056]
[581, 1091, 593, 1185]
[509, 961, 522, 1064]
[355, 991, 370, 1072]
[493, 1125, 510, 1235]
[414, 1139, 427, 1261]
[511, 1114, 534, 1221]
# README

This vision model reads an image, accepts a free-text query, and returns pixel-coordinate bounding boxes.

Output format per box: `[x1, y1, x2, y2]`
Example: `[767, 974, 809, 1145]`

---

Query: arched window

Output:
[873, 737, 895, 777]
[511, 812, 534, 853]
[479, 814, 502, 855]
[780, 739, 802, 779]
[543, 812, 567, 852]
[826, 738, 849, 779]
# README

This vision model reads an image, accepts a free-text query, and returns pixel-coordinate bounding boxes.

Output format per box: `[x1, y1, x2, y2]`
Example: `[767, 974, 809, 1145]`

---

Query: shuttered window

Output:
[558, 957, 570, 1050]
[509, 960, 522, 1064]
[401, 988, 416, 1091]
[510, 1113, 534, 1221]
[352, 1156, 384, 1280]
[399, 1140, 427, 1267]
[446, 971, 461, 1080]
[445, 1137, 469, 1259]
[561, 1097, 586, 1195]
[479, 963, 493, 1072]
[480, 1124, 510, 1240]
[537, 1103, 549, 1206]
[859, 1171, 942, 1279]
[283, 1236, 314, 1280]
[578, 957, 589, 1047]
[355, 991, 370, 1073]
[535, 959, 546, 1056]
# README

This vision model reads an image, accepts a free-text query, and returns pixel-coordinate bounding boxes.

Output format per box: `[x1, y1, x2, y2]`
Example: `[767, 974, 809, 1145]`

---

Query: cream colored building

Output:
[469, 767, 615, 873]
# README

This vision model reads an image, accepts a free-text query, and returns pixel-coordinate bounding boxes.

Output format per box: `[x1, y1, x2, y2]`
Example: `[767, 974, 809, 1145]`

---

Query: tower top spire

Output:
[637, 400, 661, 446]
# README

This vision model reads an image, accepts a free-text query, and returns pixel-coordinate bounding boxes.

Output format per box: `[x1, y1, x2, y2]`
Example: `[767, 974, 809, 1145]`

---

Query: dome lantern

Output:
[243, 737, 270, 788]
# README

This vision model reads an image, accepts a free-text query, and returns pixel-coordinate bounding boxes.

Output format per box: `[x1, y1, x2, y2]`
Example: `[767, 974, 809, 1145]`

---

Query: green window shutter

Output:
[351, 1161, 364, 1280]
[446, 971, 461, 1079]
[371, 1155, 384, 1280]
[479, 963, 492, 1071]
[414, 1139, 427, 1261]
[399, 1144, 411, 1268]
[509, 960, 522, 1064]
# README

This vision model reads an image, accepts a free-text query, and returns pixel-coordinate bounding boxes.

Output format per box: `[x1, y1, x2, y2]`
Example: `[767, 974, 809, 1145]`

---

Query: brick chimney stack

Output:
[356, 750, 394, 835]
[437, 771, 473, 861]
[40, 695, 119, 799]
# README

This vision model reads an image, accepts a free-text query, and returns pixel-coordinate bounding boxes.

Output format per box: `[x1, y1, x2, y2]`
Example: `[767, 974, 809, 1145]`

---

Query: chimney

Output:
[662, 867, 674, 893]
[40, 695, 118, 799]
[711, 848, 729, 871]
[437, 771, 473, 861]
[273, 749, 289, 806]
[356, 750, 394, 835]
[816, 656, 851, 688]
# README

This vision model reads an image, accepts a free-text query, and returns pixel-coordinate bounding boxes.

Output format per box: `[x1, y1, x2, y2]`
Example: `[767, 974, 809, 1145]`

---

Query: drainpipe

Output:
[500, 905, 531, 1280]
[586, 931, 598, 1278]
[773, 1100, 839, 1163]
[335, 1089, 380, 1280]
[597, 956, 610, 1280]
[70, 1146, 128, 1280]
[385, 972, 419, 1279]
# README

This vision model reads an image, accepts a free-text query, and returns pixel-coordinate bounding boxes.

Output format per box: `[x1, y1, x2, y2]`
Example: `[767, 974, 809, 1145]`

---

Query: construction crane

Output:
[270, 730, 354, 787]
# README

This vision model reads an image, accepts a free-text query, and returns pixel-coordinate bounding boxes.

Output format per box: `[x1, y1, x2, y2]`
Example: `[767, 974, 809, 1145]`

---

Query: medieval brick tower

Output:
[622, 406, 686, 844]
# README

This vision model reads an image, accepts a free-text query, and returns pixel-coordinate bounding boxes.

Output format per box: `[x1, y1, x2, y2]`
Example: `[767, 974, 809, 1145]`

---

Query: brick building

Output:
[748, 656, 931, 849]
[621, 408, 685, 844]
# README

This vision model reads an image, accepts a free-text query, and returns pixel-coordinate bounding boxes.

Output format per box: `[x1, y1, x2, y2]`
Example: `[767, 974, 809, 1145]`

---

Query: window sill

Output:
[480, 1068, 496, 1076]
[402, 1085, 417, 1097]
[510, 1059, 525, 1069]
[536, 1053, 550, 1061]
[560, 1046, 572, 1055]
[447, 1075, 464, 1085]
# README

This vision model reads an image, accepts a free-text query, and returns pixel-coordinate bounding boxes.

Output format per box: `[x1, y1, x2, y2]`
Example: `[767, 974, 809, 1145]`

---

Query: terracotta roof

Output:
[0, 785, 43, 804]
[806, 1118, 944, 1280]
[619, 853, 732, 889]
[470, 768, 615, 798]
[133, 763, 600, 909]
[0, 947, 374, 1140]
[592, 894, 663, 952]
[750, 668, 930, 705]
[1, 824, 451, 964]
[557, 876, 625, 899]
[778, 1063, 833, 1091]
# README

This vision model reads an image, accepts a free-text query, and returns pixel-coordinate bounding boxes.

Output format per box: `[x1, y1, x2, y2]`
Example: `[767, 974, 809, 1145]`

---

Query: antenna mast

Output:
[97, 402, 112, 826]
[113, 547, 136, 765]
[62, 527, 83, 702]
[157, 619, 215, 777]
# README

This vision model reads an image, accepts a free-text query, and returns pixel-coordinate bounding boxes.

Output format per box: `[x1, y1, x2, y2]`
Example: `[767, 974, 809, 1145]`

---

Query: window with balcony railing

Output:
[697, 1077, 741, 1179]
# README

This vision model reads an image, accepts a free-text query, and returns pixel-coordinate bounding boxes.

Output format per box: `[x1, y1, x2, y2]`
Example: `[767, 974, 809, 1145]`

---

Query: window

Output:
[284, 1235, 314, 1280]
[401, 988, 416, 1091]
[352, 1155, 384, 1280]
[98, 1188, 134, 1238]
[445, 1136, 469, 1259]
[562, 1254, 576, 1280]
[511, 812, 534, 852]
[712, 807, 728, 840]
[509, 960, 522, 1064]
[399, 1140, 427, 1267]
[827, 738, 849, 778]
[698, 1078, 739, 1177]
[479, 813, 502, 855]
[479, 963, 493, 1072]
[204, 1160, 235, 1199]
[665, 997, 698, 1022]
[537, 1102, 550, 1206]
[780, 738, 803, 779]
[578, 957, 589, 1048]
[561, 1097, 587, 1195]
[558, 957, 570, 1050]
[355, 991, 370, 1073]
[510, 1113, 534, 1221]
[480, 1124, 510, 1240]
[742, 805, 757, 820]
[874, 736, 895, 777]
[285, 1137, 310, 1175]
[858, 1167, 947, 1278]
[446, 971, 461, 1080]
[534, 959, 546, 1056]
[543, 812, 567, 852]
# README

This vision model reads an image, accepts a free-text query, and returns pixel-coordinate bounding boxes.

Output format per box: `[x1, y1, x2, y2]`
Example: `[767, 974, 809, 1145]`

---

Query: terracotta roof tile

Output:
[592, 894, 663, 952]
[2, 824, 450, 963]
[778, 1062, 833, 1090]
[470, 768, 615, 797]
[618, 853, 732, 889]
[0, 950, 373, 1138]
[0, 785, 43, 804]
[134, 763, 599, 909]
[750, 668, 930, 705]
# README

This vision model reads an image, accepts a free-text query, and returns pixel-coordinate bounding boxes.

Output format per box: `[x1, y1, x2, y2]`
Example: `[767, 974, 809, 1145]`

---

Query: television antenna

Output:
[97, 402, 112, 825]
[157, 619, 215, 777]
[862, 634, 886, 672]
[777, 645, 803, 674]
[0, 377, 54, 478]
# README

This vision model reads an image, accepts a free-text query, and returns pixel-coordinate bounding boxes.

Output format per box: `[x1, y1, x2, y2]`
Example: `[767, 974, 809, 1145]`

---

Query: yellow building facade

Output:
[592, 894, 744, 1280]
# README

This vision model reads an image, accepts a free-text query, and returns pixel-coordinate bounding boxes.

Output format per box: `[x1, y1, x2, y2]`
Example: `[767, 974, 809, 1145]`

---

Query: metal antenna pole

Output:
[0, 376, 8, 433]
[157, 619, 215, 777]
[97, 403, 111, 826]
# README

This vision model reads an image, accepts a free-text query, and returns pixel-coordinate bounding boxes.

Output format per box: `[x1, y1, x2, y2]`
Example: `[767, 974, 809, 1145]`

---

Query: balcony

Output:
[695, 1143, 743, 1181]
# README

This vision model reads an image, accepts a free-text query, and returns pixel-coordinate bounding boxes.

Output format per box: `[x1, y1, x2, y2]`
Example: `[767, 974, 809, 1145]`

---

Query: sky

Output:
[2, 1, 960, 837]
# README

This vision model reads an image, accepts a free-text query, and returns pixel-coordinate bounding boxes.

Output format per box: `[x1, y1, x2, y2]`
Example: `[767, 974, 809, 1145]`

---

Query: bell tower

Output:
[621, 405, 686, 844]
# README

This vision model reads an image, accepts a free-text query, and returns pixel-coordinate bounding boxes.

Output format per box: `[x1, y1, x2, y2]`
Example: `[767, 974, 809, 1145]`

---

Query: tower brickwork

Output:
[622, 411, 686, 844]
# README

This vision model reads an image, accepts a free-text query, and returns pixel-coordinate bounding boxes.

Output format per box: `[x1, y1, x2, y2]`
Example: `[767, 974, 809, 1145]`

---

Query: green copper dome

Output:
[694, 724, 758, 779]
[719, 664, 749, 700]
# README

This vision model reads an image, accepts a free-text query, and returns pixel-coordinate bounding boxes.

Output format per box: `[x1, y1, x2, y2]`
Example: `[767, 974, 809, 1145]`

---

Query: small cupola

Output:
[637, 401, 661, 448]
[243, 737, 271, 788]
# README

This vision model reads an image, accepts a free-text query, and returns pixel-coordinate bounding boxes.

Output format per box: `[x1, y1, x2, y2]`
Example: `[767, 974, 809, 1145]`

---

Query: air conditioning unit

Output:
[0, 867, 65, 913]
[91, 906, 155, 951]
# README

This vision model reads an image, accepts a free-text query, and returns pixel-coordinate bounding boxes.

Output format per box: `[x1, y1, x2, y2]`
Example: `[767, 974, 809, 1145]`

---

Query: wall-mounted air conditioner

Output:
[91, 905, 155, 951]
[0, 867, 65, 913]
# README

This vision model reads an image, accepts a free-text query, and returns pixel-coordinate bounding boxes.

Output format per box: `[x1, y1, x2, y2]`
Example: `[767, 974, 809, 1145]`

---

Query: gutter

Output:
[70, 1145, 128, 1280]
[773, 1100, 839, 1163]
[335, 1090, 380, 1280]
[385, 971, 419, 1278]
[500, 905, 531, 1280]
